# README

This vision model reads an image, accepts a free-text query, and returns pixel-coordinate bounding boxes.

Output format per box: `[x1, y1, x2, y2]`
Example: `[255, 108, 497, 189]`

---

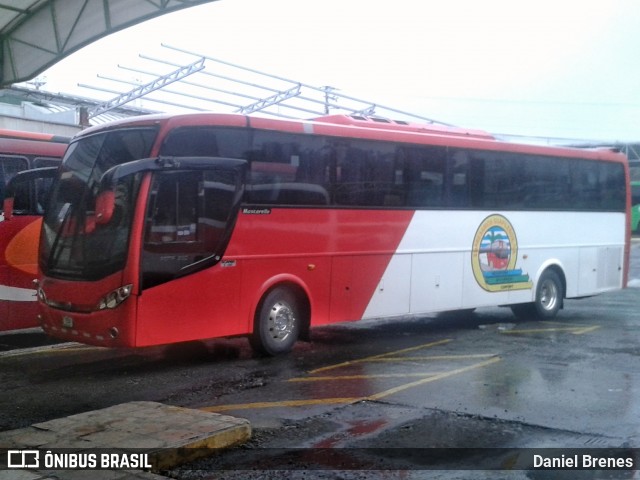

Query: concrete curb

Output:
[0, 401, 251, 478]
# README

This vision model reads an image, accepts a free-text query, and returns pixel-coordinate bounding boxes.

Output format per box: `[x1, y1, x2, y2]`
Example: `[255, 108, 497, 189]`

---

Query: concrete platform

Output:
[0, 401, 251, 479]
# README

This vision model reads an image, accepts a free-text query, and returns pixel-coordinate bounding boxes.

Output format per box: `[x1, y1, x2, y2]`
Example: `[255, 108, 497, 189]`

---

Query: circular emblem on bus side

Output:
[471, 214, 532, 292]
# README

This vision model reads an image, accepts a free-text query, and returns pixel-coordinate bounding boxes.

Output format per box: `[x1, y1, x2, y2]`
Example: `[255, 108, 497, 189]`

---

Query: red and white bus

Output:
[35, 114, 630, 354]
[0, 129, 69, 331]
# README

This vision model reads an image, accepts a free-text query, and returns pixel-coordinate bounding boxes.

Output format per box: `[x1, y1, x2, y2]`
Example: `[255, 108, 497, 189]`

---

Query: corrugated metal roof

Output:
[0, 0, 219, 86]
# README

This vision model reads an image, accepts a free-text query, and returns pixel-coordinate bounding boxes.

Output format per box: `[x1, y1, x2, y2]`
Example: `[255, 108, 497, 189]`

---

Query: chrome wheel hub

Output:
[539, 279, 558, 311]
[268, 301, 295, 342]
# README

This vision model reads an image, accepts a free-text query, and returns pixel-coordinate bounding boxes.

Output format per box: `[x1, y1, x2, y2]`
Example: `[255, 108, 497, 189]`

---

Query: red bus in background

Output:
[0, 129, 69, 331]
[36, 113, 629, 355]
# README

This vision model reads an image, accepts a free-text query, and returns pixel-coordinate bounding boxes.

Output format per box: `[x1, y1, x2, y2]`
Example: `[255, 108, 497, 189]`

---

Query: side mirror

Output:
[95, 190, 115, 225]
[2, 197, 14, 221]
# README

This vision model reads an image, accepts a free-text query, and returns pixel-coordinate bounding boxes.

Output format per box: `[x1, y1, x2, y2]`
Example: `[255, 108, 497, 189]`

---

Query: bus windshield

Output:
[40, 128, 158, 280]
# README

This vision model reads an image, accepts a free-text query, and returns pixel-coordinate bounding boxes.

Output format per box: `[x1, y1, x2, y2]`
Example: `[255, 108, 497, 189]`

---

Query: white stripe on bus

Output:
[0, 285, 37, 302]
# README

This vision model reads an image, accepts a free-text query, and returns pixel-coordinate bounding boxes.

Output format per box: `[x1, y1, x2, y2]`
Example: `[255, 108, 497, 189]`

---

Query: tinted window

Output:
[599, 162, 626, 211]
[142, 169, 241, 288]
[1, 155, 29, 184]
[398, 146, 447, 207]
[471, 151, 526, 209]
[161, 127, 249, 158]
[1, 156, 29, 210]
[453, 148, 626, 211]
[7, 173, 54, 215]
[521, 155, 570, 209]
[333, 139, 398, 207]
[159, 128, 626, 212]
[247, 131, 330, 206]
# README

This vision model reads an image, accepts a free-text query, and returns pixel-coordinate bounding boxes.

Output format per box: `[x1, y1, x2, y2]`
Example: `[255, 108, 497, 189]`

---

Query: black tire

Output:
[511, 269, 563, 320]
[249, 287, 300, 356]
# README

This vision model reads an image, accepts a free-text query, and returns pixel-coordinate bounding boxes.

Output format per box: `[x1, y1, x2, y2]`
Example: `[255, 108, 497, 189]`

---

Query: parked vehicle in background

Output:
[0, 129, 69, 331]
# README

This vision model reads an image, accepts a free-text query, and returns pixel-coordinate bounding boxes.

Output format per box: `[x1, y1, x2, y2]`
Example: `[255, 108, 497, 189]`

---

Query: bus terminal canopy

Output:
[0, 0, 219, 87]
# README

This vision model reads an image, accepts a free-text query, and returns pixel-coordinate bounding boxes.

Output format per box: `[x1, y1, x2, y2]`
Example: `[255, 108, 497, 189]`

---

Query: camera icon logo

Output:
[7, 450, 40, 468]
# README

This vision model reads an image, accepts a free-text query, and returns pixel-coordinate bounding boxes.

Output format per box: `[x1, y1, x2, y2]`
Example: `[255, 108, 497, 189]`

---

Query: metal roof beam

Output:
[88, 57, 205, 118]
[236, 85, 301, 114]
[116, 63, 265, 104]
[95, 73, 243, 111]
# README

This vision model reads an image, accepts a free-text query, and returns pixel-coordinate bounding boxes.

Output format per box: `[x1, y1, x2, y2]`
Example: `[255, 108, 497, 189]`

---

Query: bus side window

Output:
[333, 141, 398, 207]
[247, 133, 331, 206]
[8, 175, 55, 215]
[521, 155, 570, 209]
[449, 150, 471, 207]
[3, 166, 48, 216]
[403, 146, 446, 208]
[11, 178, 32, 214]
[334, 145, 365, 205]
[161, 128, 219, 157]
[471, 151, 525, 209]
[600, 162, 626, 211]
[0, 156, 29, 180]
[1, 156, 29, 206]
[571, 160, 600, 209]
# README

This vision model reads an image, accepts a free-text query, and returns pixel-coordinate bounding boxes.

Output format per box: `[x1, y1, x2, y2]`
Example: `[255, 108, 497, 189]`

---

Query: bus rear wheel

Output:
[250, 287, 300, 356]
[511, 269, 564, 320]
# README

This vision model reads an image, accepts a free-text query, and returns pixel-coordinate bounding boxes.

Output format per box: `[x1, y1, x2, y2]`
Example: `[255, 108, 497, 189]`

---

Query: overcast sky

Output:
[34, 0, 640, 142]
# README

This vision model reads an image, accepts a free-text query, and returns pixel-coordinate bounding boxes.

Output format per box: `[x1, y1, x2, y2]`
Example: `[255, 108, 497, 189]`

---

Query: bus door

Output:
[1, 167, 57, 330]
[97, 157, 247, 346]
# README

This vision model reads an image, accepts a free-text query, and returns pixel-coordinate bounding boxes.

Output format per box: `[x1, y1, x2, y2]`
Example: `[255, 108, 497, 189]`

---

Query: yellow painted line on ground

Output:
[501, 325, 600, 335]
[288, 372, 444, 382]
[366, 356, 502, 401]
[570, 325, 600, 335]
[203, 355, 502, 413]
[309, 338, 452, 374]
[362, 353, 498, 363]
[541, 320, 601, 332]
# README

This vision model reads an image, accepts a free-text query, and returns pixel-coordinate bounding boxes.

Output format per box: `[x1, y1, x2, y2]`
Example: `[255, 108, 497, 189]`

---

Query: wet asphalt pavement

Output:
[170, 242, 640, 479]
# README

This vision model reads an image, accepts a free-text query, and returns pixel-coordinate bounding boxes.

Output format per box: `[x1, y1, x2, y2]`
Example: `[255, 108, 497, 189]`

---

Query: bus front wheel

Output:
[250, 287, 300, 356]
[511, 269, 564, 320]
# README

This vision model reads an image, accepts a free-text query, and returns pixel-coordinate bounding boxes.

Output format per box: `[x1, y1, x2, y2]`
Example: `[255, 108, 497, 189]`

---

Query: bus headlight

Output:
[97, 284, 133, 310]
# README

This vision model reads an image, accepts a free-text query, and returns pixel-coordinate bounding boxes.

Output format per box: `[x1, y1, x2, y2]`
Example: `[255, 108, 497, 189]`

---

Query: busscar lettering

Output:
[242, 207, 271, 215]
